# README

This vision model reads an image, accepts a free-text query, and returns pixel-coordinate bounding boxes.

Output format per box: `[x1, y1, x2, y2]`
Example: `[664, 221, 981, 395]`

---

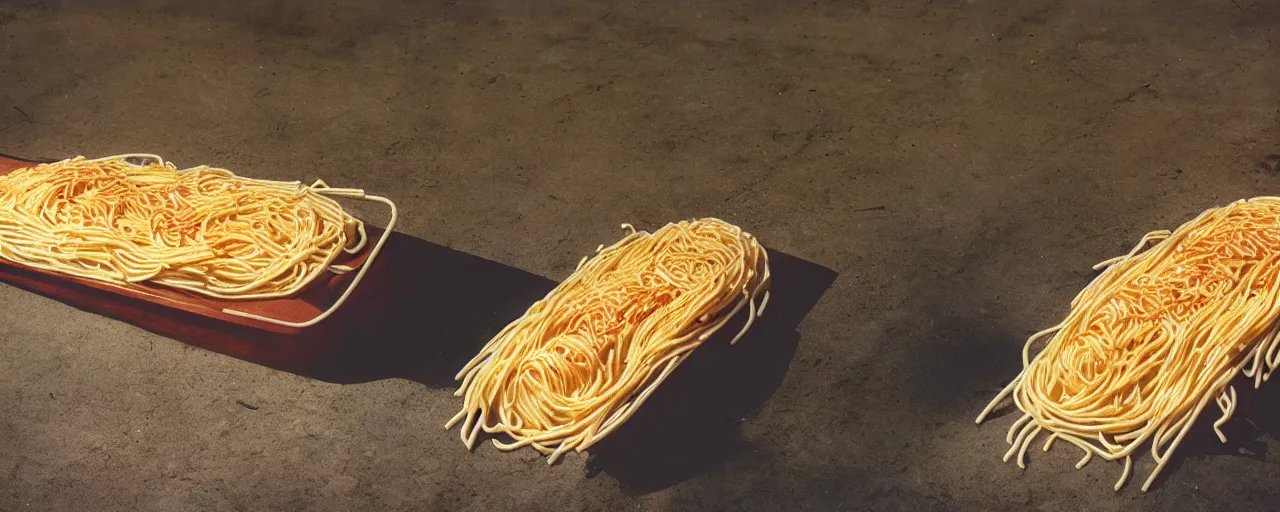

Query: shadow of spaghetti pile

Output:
[1161, 371, 1280, 476]
[583, 250, 837, 494]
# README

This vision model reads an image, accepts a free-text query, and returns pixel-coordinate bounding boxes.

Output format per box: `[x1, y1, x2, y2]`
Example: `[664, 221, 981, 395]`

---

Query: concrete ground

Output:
[2, 0, 1280, 510]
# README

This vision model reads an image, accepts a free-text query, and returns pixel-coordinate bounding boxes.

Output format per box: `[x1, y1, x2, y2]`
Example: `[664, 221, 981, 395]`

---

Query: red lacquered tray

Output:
[0, 153, 396, 372]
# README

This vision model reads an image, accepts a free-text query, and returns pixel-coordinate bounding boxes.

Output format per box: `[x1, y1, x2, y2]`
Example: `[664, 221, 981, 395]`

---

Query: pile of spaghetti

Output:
[446, 218, 771, 463]
[977, 197, 1280, 491]
[0, 154, 366, 300]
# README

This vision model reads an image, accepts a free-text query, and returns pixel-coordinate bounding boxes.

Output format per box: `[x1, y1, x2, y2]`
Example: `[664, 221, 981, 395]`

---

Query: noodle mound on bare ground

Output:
[447, 218, 771, 463]
[978, 197, 1280, 491]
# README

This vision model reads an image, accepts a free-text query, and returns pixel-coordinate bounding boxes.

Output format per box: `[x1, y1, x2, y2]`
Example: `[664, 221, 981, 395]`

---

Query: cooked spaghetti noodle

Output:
[0, 154, 370, 301]
[446, 218, 771, 463]
[977, 197, 1280, 491]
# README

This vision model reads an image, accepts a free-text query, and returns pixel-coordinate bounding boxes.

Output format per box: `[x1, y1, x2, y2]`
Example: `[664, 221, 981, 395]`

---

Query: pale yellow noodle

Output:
[446, 218, 771, 463]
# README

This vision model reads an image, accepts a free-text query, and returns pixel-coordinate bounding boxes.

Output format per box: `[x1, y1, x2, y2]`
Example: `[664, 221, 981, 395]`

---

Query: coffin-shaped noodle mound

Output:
[0, 154, 369, 301]
[446, 218, 771, 463]
[977, 197, 1280, 491]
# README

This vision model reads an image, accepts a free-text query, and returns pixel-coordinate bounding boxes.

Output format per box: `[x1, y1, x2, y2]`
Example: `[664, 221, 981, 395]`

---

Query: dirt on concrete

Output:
[2, 0, 1280, 510]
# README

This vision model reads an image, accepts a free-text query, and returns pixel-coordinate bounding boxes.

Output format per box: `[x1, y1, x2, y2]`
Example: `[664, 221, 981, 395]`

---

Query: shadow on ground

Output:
[299, 232, 557, 386]
[1156, 371, 1280, 486]
[0, 228, 558, 387]
[0, 210, 836, 492]
[302, 240, 833, 399]
[584, 251, 837, 494]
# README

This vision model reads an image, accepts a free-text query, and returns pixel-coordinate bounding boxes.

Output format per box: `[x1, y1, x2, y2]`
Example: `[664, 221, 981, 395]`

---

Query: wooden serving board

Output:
[0, 153, 391, 371]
